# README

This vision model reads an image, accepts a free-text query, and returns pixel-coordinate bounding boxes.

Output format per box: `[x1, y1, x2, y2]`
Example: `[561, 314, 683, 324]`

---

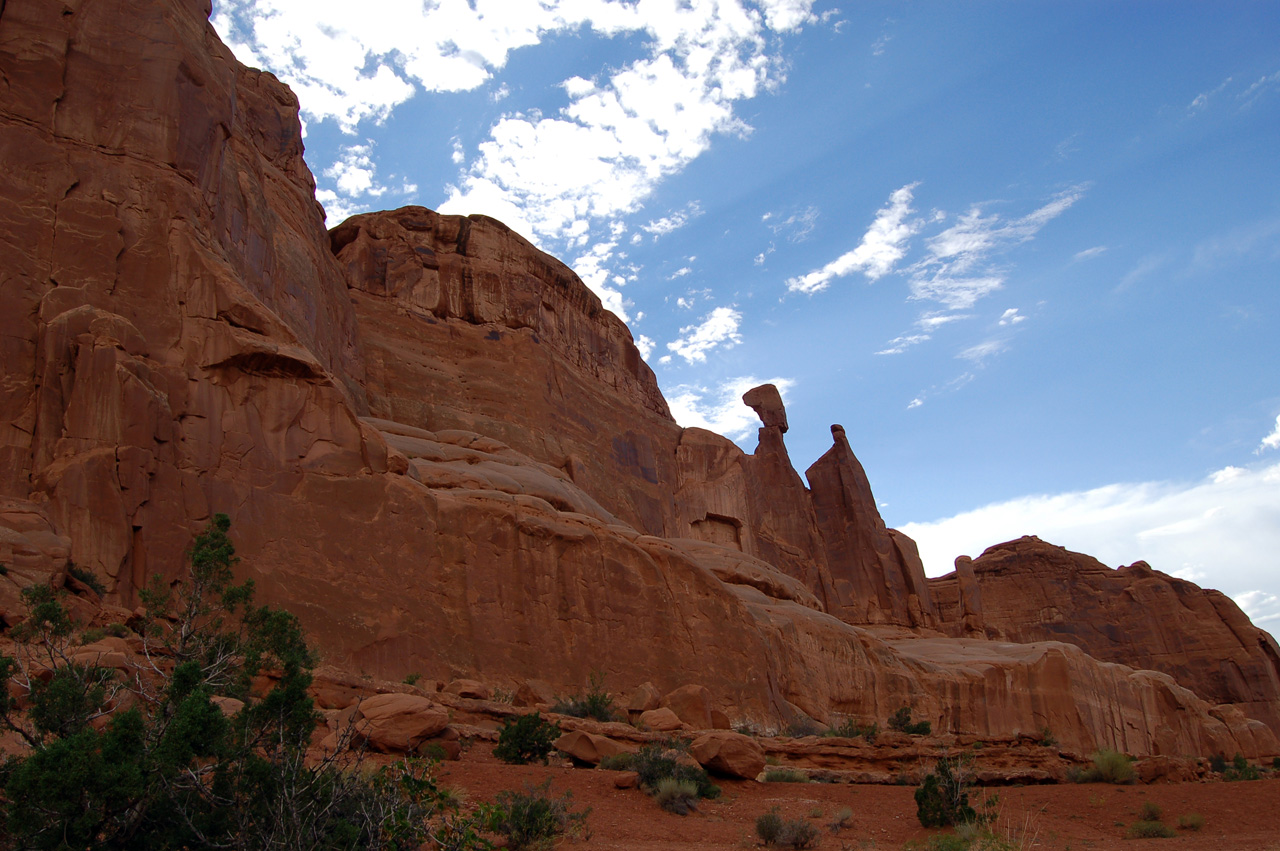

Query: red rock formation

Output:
[2, 0, 1277, 760]
[931, 537, 1280, 735]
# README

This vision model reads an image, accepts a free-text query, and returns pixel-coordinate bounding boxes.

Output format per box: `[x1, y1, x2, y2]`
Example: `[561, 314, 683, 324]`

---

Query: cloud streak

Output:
[908, 186, 1086, 309]
[786, 183, 920, 294]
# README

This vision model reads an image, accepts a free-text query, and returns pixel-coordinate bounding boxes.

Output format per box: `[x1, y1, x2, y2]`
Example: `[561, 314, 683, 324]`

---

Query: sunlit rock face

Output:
[1, 0, 1277, 757]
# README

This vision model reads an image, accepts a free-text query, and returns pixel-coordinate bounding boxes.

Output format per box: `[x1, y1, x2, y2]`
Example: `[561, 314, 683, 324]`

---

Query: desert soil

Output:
[437, 744, 1280, 850]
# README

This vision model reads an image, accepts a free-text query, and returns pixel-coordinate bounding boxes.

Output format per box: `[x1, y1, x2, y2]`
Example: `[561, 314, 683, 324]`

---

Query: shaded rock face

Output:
[930, 537, 1280, 734]
[2, 0, 1278, 760]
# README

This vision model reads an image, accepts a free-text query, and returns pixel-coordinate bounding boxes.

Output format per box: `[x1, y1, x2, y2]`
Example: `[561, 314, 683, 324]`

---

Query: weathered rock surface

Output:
[554, 730, 631, 765]
[688, 731, 766, 779]
[931, 537, 1280, 734]
[0, 0, 1277, 764]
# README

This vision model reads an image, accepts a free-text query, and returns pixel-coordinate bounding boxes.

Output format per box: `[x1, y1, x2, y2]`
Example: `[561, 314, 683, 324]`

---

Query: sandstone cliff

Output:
[931, 537, 1280, 735]
[1, 0, 1277, 758]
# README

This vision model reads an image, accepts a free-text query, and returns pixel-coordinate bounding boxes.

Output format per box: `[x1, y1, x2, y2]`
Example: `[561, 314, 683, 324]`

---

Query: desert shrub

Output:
[828, 805, 852, 832]
[597, 752, 633, 771]
[1223, 752, 1260, 781]
[915, 756, 977, 828]
[0, 515, 494, 851]
[776, 818, 820, 849]
[889, 706, 932, 736]
[551, 670, 617, 721]
[1126, 820, 1175, 839]
[763, 768, 809, 783]
[653, 777, 700, 815]
[66, 563, 107, 596]
[1071, 749, 1134, 784]
[1176, 812, 1204, 831]
[483, 780, 588, 850]
[1037, 726, 1056, 747]
[1272, 756, 1280, 771]
[627, 744, 720, 800]
[755, 808, 819, 849]
[494, 712, 560, 765]
[1208, 752, 1227, 773]
[403, 672, 422, 685]
[757, 809, 784, 844]
[1138, 800, 1162, 821]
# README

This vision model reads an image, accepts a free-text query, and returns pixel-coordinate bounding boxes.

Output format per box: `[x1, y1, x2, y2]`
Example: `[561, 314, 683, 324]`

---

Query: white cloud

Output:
[643, 202, 703, 239]
[875, 334, 930, 356]
[635, 334, 655, 360]
[1238, 70, 1280, 108]
[669, 267, 693, 280]
[570, 240, 629, 320]
[875, 312, 971, 355]
[666, 306, 743, 363]
[908, 186, 1086, 309]
[997, 308, 1025, 326]
[957, 339, 1007, 363]
[1188, 76, 1232, 113]
[316, 141, 417, 223]
[440, 0, 818, 250]
[1073, 245, 1107, 261]
[898, 462, 1280, 628]
[668, 376, 796, 442]
[907, 397, 923, 409]
[786, 183, 921, 294]
[1259, 415, 1280, 454]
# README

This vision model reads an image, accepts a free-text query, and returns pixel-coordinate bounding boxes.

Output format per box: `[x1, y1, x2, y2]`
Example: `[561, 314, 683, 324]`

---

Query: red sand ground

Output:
[438, 744, 1280, 850]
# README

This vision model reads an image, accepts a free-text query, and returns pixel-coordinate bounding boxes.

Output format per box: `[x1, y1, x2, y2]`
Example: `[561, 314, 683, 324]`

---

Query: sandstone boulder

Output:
[554, 730, 630, 765]
[689, 731, 766, 779]
[354, 694, 450, 753]
[662, 685, 714, 730]
[638, 707, 684, 732]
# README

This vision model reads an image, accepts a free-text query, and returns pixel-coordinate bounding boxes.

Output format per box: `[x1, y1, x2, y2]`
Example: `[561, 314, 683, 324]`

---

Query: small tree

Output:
[915, 756, 978, 828]
[494, 712, 560, 765]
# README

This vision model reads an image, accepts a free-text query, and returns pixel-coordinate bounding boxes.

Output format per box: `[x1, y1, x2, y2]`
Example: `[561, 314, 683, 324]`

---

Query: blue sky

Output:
[212, 1, 1280, 627]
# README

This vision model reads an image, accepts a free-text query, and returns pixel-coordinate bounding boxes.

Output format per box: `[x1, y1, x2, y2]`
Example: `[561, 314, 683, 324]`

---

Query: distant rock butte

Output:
[0, 0, 1276, 758]
[931, 536, 1280, 734]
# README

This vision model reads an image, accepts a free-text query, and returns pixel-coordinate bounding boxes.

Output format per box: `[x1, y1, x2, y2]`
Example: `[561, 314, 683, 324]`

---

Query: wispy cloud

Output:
[666, 306, 743, 363]
[957, 339, 1007, 363]
[899, 461, 1280, 626]
[1188, 76, 1233, 113]
[1239, 70, 1280, 109]
[875, 312, 971, 355]
[668, 375, 796, 442]
[997, 308, 1025, 326]
[1073, 245, 1107, 262]
[764, 206, 820, 243]
[908, 185, 1086, 309]
[786, 183, 921, 294]
[643, 202, 704, 239]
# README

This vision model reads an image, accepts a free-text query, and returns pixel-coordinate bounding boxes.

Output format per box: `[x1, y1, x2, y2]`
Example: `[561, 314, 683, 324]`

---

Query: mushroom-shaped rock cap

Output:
[741, 384, 788, 433]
